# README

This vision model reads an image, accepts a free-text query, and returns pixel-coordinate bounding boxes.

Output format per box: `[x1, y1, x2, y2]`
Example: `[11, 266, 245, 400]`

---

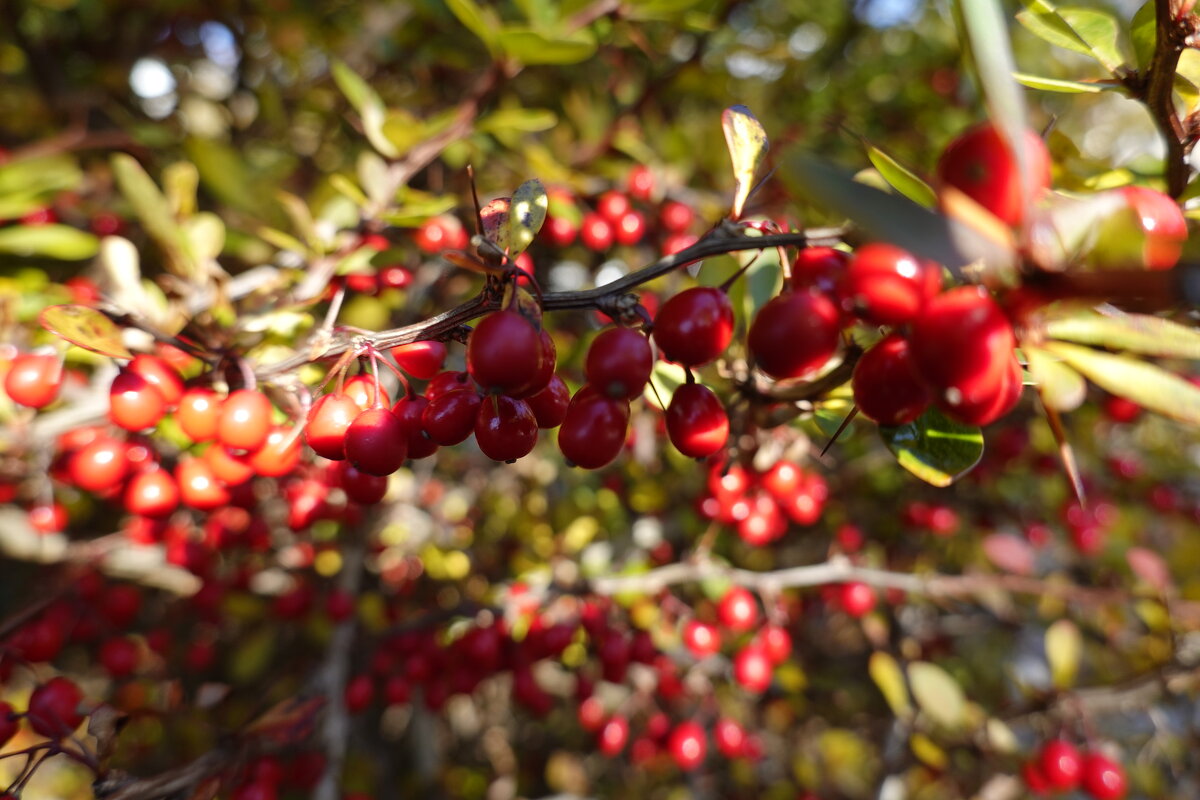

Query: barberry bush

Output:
[1, 1, 1199, 798]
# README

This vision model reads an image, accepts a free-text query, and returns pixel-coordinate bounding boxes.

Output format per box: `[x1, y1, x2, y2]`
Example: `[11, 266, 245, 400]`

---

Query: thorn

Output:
[820, 406, 859, 458]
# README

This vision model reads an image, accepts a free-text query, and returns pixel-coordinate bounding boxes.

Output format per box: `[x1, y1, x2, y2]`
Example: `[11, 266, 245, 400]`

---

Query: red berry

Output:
[467, 311, 545, 396]
[717, 586, 759, 632]
[737, 492, 786, 546]
[755, 624, 792, 665]
[682, 620, 722, 658]
[204, 444, 255, 486]
[422, 389, 483, 445]
[178, 388, 222, 442]
[343, 374, 390, 410]
[247, 426, 302, 477]
[653, 287, 735, 367]
[852, 334, 932, 425]
[557, 390, 629, 469]
[526, 374, 571, 429]
[937, 121, 1051, 227]
[596, 191, 631, 224]
[838, 243, 939, 326]
[666, 383, 728, 459]
[714, 717, 746, 758]
[543, 215, 578, 248]
[337, 461, 389, 504]
[392, 341, 447, 379]
[580, 213, 614, 251]
[69, 437, 130, 493]
[0, 701, 17, 748]
[838, 582, 875, 618]
[659, 201, 695, 233]
[1039, 740, 1082, 792]
[27, 677, 84, 739]
[614, 210, 646, 246]
[344, 408, 409, 475]
[176, 457, 232, 510]
[99, 636, 140, 678]
[586, 327, 653, 399]
[938, 350, 1022, 427]
[391, 394, 439, 459]
[109, 371, 167, 431]
[748, 290, 842, 380]
[306, 393, 360, 460]
[344, 675, 374, 713]
[598, 715, 629, 756]
[127, 354, 184, 407]
[4, 353, 62, 408]
[217, 390, 274, 452]
[414, 215, 467, 253]
[668, 721, 707, 770]
[627, 165, 655, 202]
[475, 396, 538, 462]
[791, 246, 850, 292]
[29, 502, 68, 534]
[1080, 753, 1127, 800]
[124, 469, 180, 517]
[1022, 760, 1051, 793]
[1122, 185, 1187, 270]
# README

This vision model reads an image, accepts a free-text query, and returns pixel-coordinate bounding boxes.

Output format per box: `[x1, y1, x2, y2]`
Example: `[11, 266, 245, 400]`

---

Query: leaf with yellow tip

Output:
[722, 105, 768, 220]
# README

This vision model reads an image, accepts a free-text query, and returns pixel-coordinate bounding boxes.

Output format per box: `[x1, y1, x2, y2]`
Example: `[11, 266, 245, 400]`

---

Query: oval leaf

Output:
[879, 406, 984, 487]
[0, 224, 98, 260]
[1042, 341, 1200, 424]
[722, 105, 769, 220]
[496, 27, 597, 65]
[982, 533, 1037, 575]
[865, 144, 937, 208]
[480, 197, 512, 253]
[39, 305, 133, 359]
[1016, 2, 1126, 76]
[907, 661, 966, 730]
[1045, 619, 1081, 689]
[508, 179, 548, 257]
[869, 652, 912, 719]
[1014, 73, 1115, 94]
[1045, 309, 1200, 359]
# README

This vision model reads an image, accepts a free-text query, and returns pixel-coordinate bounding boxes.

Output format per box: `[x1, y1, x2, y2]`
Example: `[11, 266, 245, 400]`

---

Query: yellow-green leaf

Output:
[496, 27, 597, 65]
[0, 224, 99, 260]
[163, 161, 199, 217]
[39, 305, 133, 359]
[447, 0, 499, 52]
[907, 661, 966, 730]
[722, 105, 768, 220]
[869, 652, 912, 719]
[1042, 341, 1200, 424]
[1045, 309, 1200, 359]
[879, 406, 984, 487]
[1014, 73, 1115, 93]
[331, 60, 398, 158]
[1025, 346, 1087, 411]
[112, 153, 195, 274]
[508, 179, 548, 257]
[1045, 619, 1081, 689]
[910, 733, 948, 769]
[865, 144, 936, 208]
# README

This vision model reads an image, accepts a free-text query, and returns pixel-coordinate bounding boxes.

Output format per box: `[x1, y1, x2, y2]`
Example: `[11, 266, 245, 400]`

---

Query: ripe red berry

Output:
[852, 334, 932, 425]
[714, 718, 746, 758]
[747, 290, 842, 380]
[414, 215, 467, 253]
[755, 624, 792, 665]
[1080, 753, 1127, 800]
[475, 396, 538, 462]
[391, 394, 439, 459]
[217, 389, 274, 452]
[69, 437, 130, 493]
[247, 426, 303, 477]
[596, 191, 632, 224]
[1122, 185, 1187, 270]
[178, 388, 222, 442]
[791, 246, 850, 292]
[127, 354, 184, 407]
[344, 408, 408, 475]
[659, 201, 695, 233]
[109, 370, 168, 431]
[838, 243, 940, 326]
[937, 121, 1051, 227]
[668, 721, 707, 770]
[1039, 740, 1083, 792]
[737, 492, 786, 546]
[526, 374, 571, 429]
[653, 287, 735, 367]
[580, 213, 614, 251]
[337, 461, 389, 504]
[0, 701, 17, 748]
[343, 374, 390, 410]
[666, 382, 728, 458]
[586, 327, 653, 399]
[176, 456, 232, 511]
[124, 469, 180, 518]
[598, 715, 629, 756]
[99, 636, 140, 678]
[467, 311, 545, 396]
[4, 353, 62, 408]
[306, 393, 360, 460]
[614, 210, 646, 246]
[838, 582, 876, 618]
[422, 389, 482, 445]
[627, 165, 655, 202]
[29, 502, 68, 534]
[27, 677, 84, 739]
[557, 390, 629, 469]
[391, 341, 447, 379]
[717, 586, 759, 632]
[344, 675, 375, 713]
[682, 620, 722, 659]
[204, 444, 255, 486]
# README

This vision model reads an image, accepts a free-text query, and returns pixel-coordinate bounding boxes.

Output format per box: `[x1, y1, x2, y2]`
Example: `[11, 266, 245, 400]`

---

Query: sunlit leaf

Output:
[496, 27, 597, 65]
[39, 305, 133, 359]
[478, 108, 559, 134]
[481, 197, 512, 253]
[508, 179, 548, 257]
[879, 406, 984, 487]
[869, 652, 912, 718]
[329, 174, 370, 207]
[865, 143, 937, 207]
[722, 105, 769, 220]
[331, 60, 398, 158]
[1025, 346, 1087, 411]
[1045, 308, 1200, 358]
[910, 733, 948, 769]
[1130, 1, 1155, 71]
[1014, 73, 1115, 93]
[163, 161, 199, 217]
[1043, 341, 1200, 424]
[447, 0, 499, 52]
[0, 155, 83, 197]
[1045, 619, 1081, 689]
[0, 224, 99, 260]
[646, 360, 687, 410]
[1016, 1, 1127, 75]
[183, 212, 226, 263]
[907, 661, 966, 730]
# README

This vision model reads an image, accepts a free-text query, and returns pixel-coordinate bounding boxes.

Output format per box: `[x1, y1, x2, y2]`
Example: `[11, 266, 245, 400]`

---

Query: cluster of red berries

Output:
[697, 460, 828, 546]
[680, 586, 793, 694]
[1024, 739, 1127, 799]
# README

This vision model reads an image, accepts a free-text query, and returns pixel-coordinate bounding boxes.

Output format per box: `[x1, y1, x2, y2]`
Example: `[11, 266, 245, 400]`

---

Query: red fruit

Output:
[627, 165, 655, 201]
[755, 624, 792, 665]
[614, 210, 646, 246]
[939, 351, 1022, 426]
[543, 215, 578, 248]
[99, 636, 140, 678]
[909, 287, 1016, 413]
[838, 582, 875, 618]
[669, 721, 707, 770]
[178, 388, 222, 442]
[852, 334, 932, 425]
[378, 265, 413, 289]
[666, 382, 728, 459]
[204, 444, 255, 486]
[27, 677, 84, 739]
[1039, 740, 1082, 791]
[557, 390, 630, 469]
[176, 457, 232, 510]
[467, 311, 545, 395]
[791, 246, 850, 292]
[124, 469, 180, 518]
[102, 584, 143, 627]
[717, 587, 759, 632]
[653, 287, 735, 367]
[344, 675, 374, 713]
[106, 371, 168, 432]
[1022, 760, 1050, 793]
[748, 290, 842, 380]
[392, 341, 447, 379]
[414, 215, 467, 253]
[578, 696, 605, 732]
[596, 191, 632, 224]
[217, 390, 273, 452]
[343, 374, 390, 410]
[338, 461, 389, 504]
[526, 374, 571, 429]
[232, 782, 277, 800]
[0, 701, 17, 748]
[391, 394, 439, 458]
[580, 213, 614, 251]
[246, 426, 302, 477]
[29, 502, 67, 534]
[937, 121, 1051, 226]
[475, 396, 538, 462]
[838, 243, 941, 326]
[714, 718, 746, 758]
[659, 201, 695, 233]
[1122, 185, 1187, 269]
[682, 620, 722, 658]
[344, 408, 408, 476]
[5, 353, 62, 408]
[69, 437, 130, 493]
[127, 354, 184, 407]
[663, 233, 698, 255]
[586, 327, 653, 399]
[12, 617, 64, 662]
[306, 393, 360, 460]
[422, 389, 482, 445]
[1080, 754, 1127, 800]
[1103, 394, 1141, 423]
[598, 715, 629, 756]
[760, 460, 800, 501]
[737, 493, 786, 546]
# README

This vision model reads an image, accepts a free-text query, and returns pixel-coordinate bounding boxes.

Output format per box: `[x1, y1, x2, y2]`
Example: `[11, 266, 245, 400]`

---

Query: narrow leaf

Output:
[447, 0, 499, 52]
[1014, 73, 1114, 93]
[865, 144, 936, 208]
[508, 179, 548, 257]
[1045, 619, 1082, 689]
[330, 60, 398, 158]
[496, 27, 597, 65]
[1025, 346, 1087, 411]
[879, 406, 984, 487]
[869, 652, 912, 718]
[111, 153, 196, 274]
[1130, 1, 1155, 72]
[477, 108, 559, 134]
[722, 105, 769, 220]
[39, 305, 133, 359]
[1043, 341, 1200, 424]
[0, 224, 98, 260]
[907, 661, 966, 730]
[1045, 308, 1200, 359]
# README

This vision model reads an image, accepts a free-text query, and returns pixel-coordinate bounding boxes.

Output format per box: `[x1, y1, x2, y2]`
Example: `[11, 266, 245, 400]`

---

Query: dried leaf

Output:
[722, 105, 769, 220]
[39, 305, 133, 359]
[508, 179, 548, 257]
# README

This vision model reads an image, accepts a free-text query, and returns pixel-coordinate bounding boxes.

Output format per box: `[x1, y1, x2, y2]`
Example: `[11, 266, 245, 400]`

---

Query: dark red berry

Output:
[344, 408, 408, 475]
[747, 290, 842, 380]
[852, 334, 932, 425]
[422, 389, 482, 445]
[666, 382, 728, 458]
[557, 390, 629, 469]
[585, 327, 653, 399]
[475, 396, 538, 462]
[653, 287, 735, 367]
[27, 677, 84, 739]
[467, 311, 545, 395]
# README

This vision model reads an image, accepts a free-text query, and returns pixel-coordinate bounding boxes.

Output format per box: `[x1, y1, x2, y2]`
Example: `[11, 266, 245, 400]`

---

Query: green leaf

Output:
[1130, 1, 1155, 72]
[1025, 346, 1087, 411]
[907, 661, 966, 730]
[1045, 619, 1081, 689]
[329, 174, 370, 208]
[183, 212, 226, 262]
[0, 155, 83, 197]
[331, 60, 398, 158]
[0, 193, 51, 220]
[508, 179, 548, 257]
[162, 161, 199, 217]
[0, 224, 98, 260]
[257, 227, 310, 255]
[447, 0, 499, 52]
[381, 109, 427, 157]
[277, 191, 321, 250]
[785, 153, 1016, 279]
[880, 406, 984, 487]
[646, 360, 688, 411]
[496, 27, 597, 65]
[111, 153, 195, 274]
[228, 626, 277, 683]
[1043, 341, 1200, 424]
[722, 105, 769, 220]
[1045, 308, 1200, 359]
[39, 305, 133, 359]
[864, 143, 936, 207]
[1013, 73, 1114, 93]
[477, 108, 559, 134]
[869, 652, 912, 719]
[1015, 2, 1126, 75]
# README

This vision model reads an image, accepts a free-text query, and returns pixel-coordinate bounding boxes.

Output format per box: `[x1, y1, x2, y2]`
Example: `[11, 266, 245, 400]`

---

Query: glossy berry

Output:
[306, 393, 360, 460]
[109, 371, 168, 431]
[668, 721, 707, 771]
[1080, 753, 1127, 800]
[475, 396, 538, 462]
[942, 351, 1022, 426]
[852, 334, 932, 425]
[526, 374, 571, 429]
[614, 210, 646, 246]
[344, 408, 408, 476]
[391, 394, 439, 458]
[717, 586, 759, 632]
[714, 718, 746, 758]
[29, 502, 68, 534]
[682, 620, 722, 658]
[748, 290, 842, 380]
[392, 341, 447, 379]
[344, 675, 375, 713]
[660, 201, 695, 233]
[586, 327, 653, 399]
[558, 390, 629, 469]
[596, 191, 632, 224]
[1039, 740, 1082, 792]
[467, 311, 545, 396]
[838, 243, 940, 326]
[4, 353, 62, 408]
[69, 437, 130, 493]
[338, 462, 389, 505]
[124, 469, 180, 518]
[99, 636, 140, 678]
[0, 701, 17, 748]
[1122, 185, 1188, 270]
[791, 246, 850, 292]
[217, 390, 274, 452]
[580, 213, 614, 251]
[343, 374, 390, 410]
[414, 215, 467, 253]
[756, 624, 792, 665]
[127, 354, 184, 407]
[937, 121, 1051, 226]
[178, 388, 222, 442]
[653, 287, 735, 367]
[666, 382, 728, 458]
[27, 677, 84, 739]
[627, 164, 655, 201]
[733, 645, 773, 692]
[247, 426, 303, 477]
[598, 715, 629, 756]
[839, 582, 876, 618]
[176, 457, 232, 511]
[422, 389, 482, 445]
